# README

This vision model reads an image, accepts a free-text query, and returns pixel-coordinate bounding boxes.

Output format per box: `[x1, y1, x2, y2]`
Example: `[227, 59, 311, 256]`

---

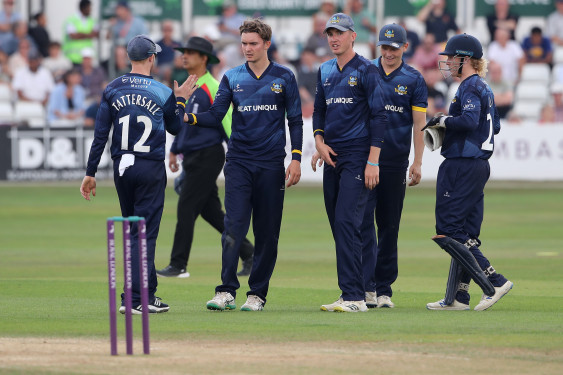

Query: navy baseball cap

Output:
[377, 24, 407, 48]
[127, 35, 161, 61]
[324, 13, 355, 33]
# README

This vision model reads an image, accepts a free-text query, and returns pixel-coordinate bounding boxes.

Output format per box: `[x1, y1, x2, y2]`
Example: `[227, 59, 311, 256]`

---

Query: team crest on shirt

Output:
[395, 84, 407, 95]
[271, 82, 283, 94]
[348, 76, 358, 86]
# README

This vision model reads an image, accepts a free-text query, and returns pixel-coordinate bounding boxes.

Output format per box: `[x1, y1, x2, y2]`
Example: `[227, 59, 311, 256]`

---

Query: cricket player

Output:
[424, 33, 513, 311]
[184, 19, 303, 311]
[156, 36, 255, 279]
[313, 13, 388, 313]
[80, 35, 198, 313]
[362, 24, 428, 309]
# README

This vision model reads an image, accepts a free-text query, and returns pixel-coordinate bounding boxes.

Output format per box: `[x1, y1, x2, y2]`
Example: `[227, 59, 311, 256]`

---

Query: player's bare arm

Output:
[409, 110, 426, 186]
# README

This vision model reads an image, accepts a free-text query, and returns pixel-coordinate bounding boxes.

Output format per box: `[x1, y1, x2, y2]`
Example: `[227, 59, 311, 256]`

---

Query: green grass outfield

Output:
[1, 182, 562, 373]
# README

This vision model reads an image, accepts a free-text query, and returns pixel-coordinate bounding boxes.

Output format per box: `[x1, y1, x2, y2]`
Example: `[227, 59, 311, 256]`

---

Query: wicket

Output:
[107, 216, 150, 355]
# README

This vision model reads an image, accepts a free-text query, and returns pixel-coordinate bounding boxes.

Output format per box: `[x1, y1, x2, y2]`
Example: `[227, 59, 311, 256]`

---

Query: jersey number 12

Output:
[120, 114, 151, 152]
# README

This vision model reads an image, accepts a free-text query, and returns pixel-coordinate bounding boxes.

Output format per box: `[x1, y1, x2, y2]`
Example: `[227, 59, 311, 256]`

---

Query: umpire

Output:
[157, 37, 254, 279]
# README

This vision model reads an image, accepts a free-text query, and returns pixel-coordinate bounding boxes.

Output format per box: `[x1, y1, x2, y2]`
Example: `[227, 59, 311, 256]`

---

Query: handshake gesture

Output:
[422, 112, 450, 131]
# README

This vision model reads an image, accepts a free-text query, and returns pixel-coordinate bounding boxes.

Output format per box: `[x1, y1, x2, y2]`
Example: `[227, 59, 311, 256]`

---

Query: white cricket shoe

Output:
[206, 292, 236, 311]
[376, 295, 395, 308]
[474, 281, 513, 311]
[321, 297, 343, 312]
[334, 300, 368, 312]
[241, 295, 265, 311]
[426, 298, 470, 310]
[365, 291, 378, 308]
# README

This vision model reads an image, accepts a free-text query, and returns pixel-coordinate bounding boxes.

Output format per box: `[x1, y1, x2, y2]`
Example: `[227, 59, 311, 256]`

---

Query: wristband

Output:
[367, 161, 379, 167]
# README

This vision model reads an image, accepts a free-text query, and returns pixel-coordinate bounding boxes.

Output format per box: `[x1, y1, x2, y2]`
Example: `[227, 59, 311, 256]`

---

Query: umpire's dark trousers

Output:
[323, 152, 369, 302]
[216, 159, 285, 304]
[114, 156, 166, 305]
[362, 166, 407, 297]
[169, 144, 253, 270]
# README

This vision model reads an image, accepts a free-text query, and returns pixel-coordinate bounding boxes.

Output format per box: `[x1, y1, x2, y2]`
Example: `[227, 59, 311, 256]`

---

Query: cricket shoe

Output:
[321, 297, 344, 312]
[376, 295, 395, 308]
[156, 264, 190, 278]
[241, 295, 265, 311]
[365, 292, 378, 308]
[334, 300, 368, 312]
[118, 297, 169, 314]
[426, 299, 470, 311]
[206, 292, 236, 311]
[474, 281, 513, 311]
[237, 257, 253, 277]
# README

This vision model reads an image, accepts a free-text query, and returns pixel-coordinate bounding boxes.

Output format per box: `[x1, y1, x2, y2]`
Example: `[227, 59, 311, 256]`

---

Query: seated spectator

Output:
[28, 12, 50, 57]
[84, 99, 99, 127]
[0, 0, 22, 53]
[79, 47, 106, 102]
[0, 50, 10, 82]
[42, 41, 72, 82]
[299, 86, 315, 119]
[345, 0, 377, 58]
[4, 20, 37, 57]
[487, 61, 513, 119]
[546, 0, 563, 47]
[316, 0, 338, 19]
[47, 68, 86, 125]
[505, 109, 522, 124]
[8, 38, 33, 77]
[486, 0, 518, 41]
[551, 83, 563, 122]
[12, 50, 54, 106]
[155, 20, 181, 81]
[522, 27, 553, 65]
[488, 28, 525, 85]
[217, 0, 246, 44]
[111, 45, 130, 80]
[304, 13, 331, 59]
[417, 0, 459, 44]
[399, 18, 420, 63]
[423, 69, 447, 118]
[411, 33, 441, 73]
[539, 103, 556, 124]
[296, 48, 319, 98]
[108, 1, 147, 46]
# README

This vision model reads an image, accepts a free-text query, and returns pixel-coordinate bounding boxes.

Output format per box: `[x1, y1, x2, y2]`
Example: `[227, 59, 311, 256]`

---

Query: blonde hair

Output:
[470, 57, 488, 78]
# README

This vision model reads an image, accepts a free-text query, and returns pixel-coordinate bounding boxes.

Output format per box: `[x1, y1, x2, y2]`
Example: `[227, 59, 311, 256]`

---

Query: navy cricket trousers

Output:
[435, 158, 506, 293]
[215, 159, 285, 304]
[323, 153, 369, 301]
[114, 157, 166, 304]
[362, 167, 406, 297]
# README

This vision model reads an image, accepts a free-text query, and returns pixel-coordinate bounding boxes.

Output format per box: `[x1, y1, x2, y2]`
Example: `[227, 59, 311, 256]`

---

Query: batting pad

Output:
[433, 236, 495, 297]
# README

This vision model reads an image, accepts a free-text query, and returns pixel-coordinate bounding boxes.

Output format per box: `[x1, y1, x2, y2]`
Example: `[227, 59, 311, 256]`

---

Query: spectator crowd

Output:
[1, 0, 563, 128]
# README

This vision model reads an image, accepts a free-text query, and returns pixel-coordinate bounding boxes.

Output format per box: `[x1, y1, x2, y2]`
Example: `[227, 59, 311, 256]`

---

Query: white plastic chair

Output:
[515, 82, 549, 103]
[553, 47, 563, 65]
[0, 102, 14, 123]
[512, 100, 543, 121]
[520, 63, 550, 84]
[14, 101, 46, 127]
[0, 84, 12, 102]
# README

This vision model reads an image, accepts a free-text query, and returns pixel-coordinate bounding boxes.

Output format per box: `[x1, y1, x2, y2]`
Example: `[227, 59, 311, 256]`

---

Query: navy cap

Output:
[324, 13, 355, 33]
[377, 24, 407, 48]
[127, 35, 162, 61]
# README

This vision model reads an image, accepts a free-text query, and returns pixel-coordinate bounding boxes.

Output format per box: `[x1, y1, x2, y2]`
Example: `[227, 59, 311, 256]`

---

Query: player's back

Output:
[102, 73, 177, 161]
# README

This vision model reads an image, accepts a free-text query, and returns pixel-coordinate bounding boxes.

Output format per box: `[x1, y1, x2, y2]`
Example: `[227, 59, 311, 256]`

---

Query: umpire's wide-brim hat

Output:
[175, 37, 220, 64]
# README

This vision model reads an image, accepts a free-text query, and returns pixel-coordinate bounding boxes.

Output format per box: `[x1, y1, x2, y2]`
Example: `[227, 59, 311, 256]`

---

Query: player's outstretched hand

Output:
[311, 151, 324, 172]
[174, 74, 199, 100]
[80, 176, 96, 201]
[422, 112, 448, 131]
[286, 160, 301, 188]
